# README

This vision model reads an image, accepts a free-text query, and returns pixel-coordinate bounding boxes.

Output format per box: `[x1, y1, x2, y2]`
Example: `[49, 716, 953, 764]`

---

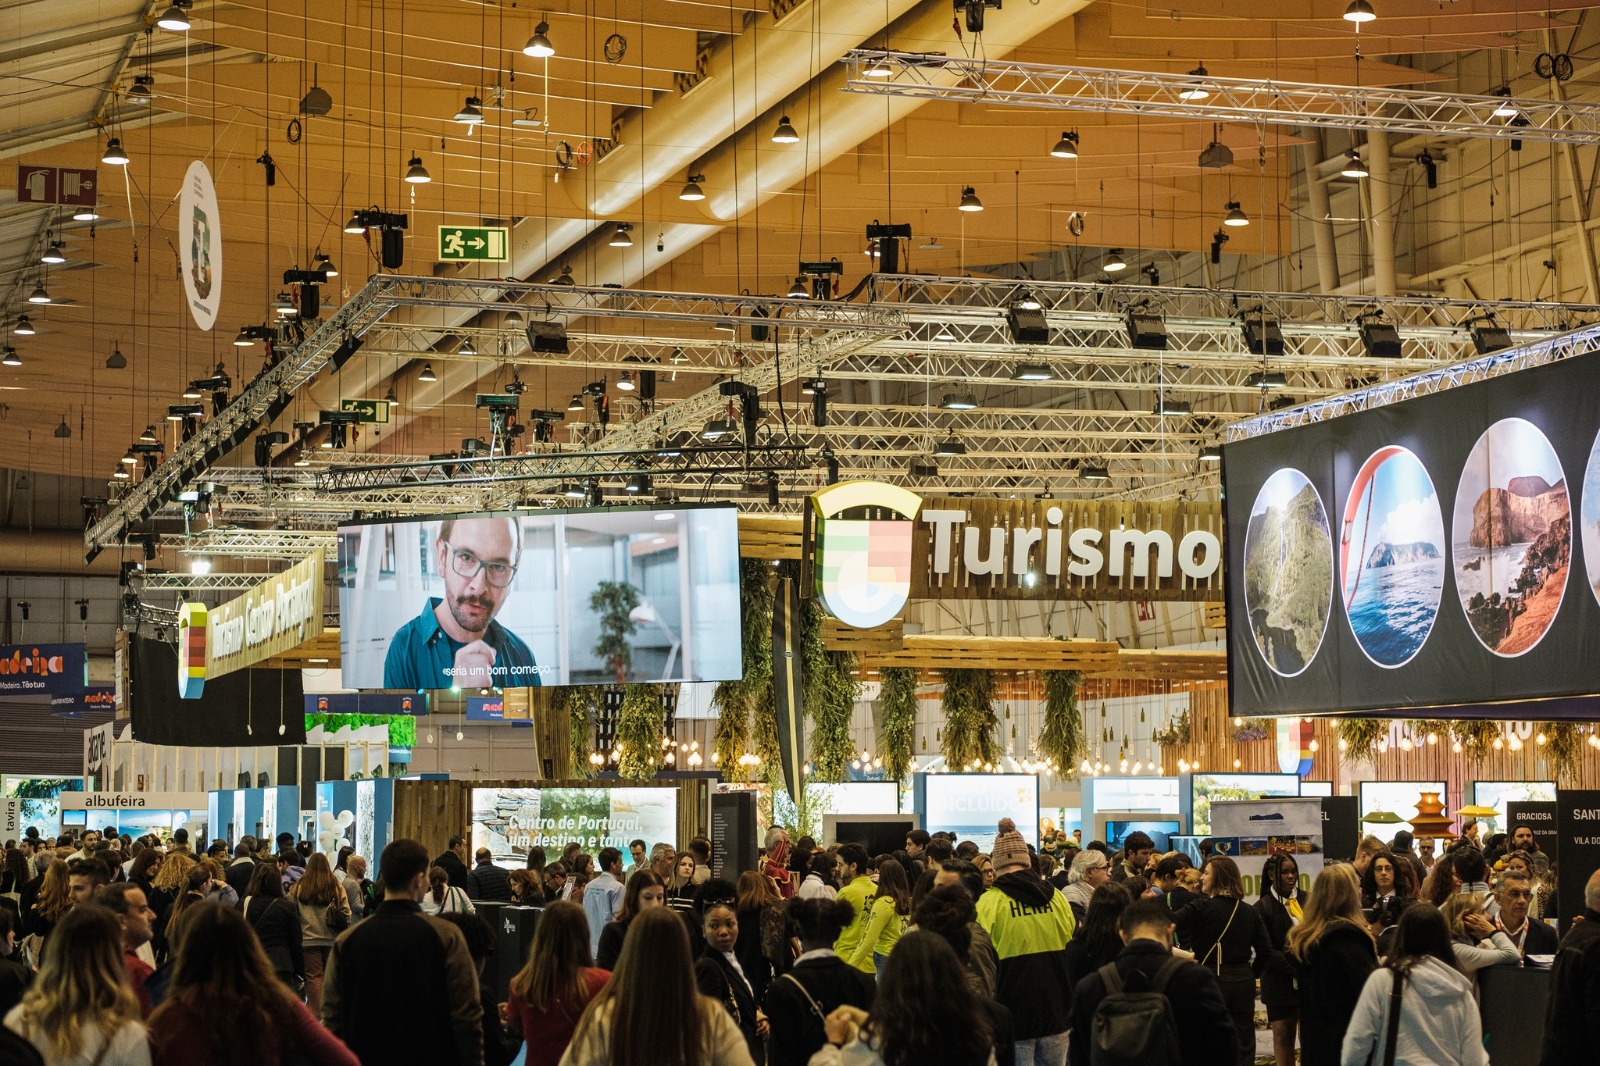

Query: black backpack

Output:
[1089, 956, 1185, 1066]
[0, 1027, 43, 1066]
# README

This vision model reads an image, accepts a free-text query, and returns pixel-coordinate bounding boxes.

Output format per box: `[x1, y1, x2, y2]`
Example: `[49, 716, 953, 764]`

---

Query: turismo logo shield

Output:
[810, 482, 923, 629]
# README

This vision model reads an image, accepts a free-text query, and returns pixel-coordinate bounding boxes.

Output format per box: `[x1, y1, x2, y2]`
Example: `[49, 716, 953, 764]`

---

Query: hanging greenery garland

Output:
[1038, 670, 1085, 777]
[1451, 719, 1501, 760]
[941, 668, 1000, 769]
[802, 597, 859, 781]
[616, 684, 667, 779]
[712, 682, 752, 781]
[1541, 721, 1581, 783]
[563, 687, 599, 780]
[715, 559, 776, 779]
[1336, 718, 1388, 761]
[877, 667, 918, 783]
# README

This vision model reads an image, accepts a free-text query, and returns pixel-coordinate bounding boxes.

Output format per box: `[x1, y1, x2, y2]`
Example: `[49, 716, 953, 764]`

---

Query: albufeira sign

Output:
[807, 483, 1224, 628]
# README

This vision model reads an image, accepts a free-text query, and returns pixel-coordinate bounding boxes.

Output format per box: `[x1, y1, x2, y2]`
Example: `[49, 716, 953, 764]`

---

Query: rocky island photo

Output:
[1244, 468, 1334, 676]
[1340, 446, 1446, 667]
[1452, 418, 1570, 656]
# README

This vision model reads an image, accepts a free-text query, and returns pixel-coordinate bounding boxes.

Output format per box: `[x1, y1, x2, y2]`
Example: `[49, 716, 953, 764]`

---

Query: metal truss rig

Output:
[842, 51, 1600, 146]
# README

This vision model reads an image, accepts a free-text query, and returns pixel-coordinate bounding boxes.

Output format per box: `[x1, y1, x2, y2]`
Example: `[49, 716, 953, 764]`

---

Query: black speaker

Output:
[1006, 306, 1050, 345]
[1126, 312, 1169, 351]
[381, 227, 405, 270]
[1360, 322, 1403, 358]
[1242, 318, 1285, 356]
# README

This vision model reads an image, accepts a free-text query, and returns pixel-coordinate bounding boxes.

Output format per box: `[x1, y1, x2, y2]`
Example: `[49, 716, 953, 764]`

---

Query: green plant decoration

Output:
[877, 667, 919, 783]
[1038, 670, 1085, 777]
[563, 687, 600, 780]
[1336, 718, 1388, 761]
[802, 597, 858, 781]
[713, 560, 777, 780]
[1542, 721, 1581, 783]
[1405, 719, 1449, 745]
[304, 713, 415, 751]
[615, 684, 666, 779]
[3, 777, 78, 799]
[1152, 710, 1190, 747]
[589, 580, 642, 684]
[712, 681, 753, 781]
[940, 668, 1000, 769]
[1451, 719, 1501, 760]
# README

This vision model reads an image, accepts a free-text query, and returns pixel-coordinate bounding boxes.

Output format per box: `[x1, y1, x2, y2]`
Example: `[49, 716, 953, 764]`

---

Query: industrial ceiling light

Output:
[105, 344, 127, 368]
[404, 154, 431, 184]
[384, 386, 399, 408]
[454, 96, 484, 124]
[126, 75, 154, 103]
[182, 381, 203, 400]
[909, 459, 938, 478]
[1197, 140, 1234, 168]
[934, 324, 955, 341]
[71, 205, 98, 221]
[1050, 130, 1079, 159]
[156, 0, 192, 32]
[864, 52, 895, 78]
[1343, 0, 1376, 23]
[458, 336, 478, 357]
[550, 264, 576, 285]
[1491, 87, 1518, 119]
[957, 186, 984, 212]
[1154, 395, 1192, 416]
[608, 222, 634, 247]
[523, 21, 555, 58]
[233, 327, 255, 347]
[12, 315, 34, 336]
[1103, 249, 1128, 272]
[1012, 363, 1053, 381]
[139, 425, 158, 444]
[27, 282, 50, 304]
[314, 250, 338, 278]
[272, 292, 297, 317]
[1199, 443, 1222, 462]
[700, 418, 734, 440]
[0, 347, 20, 367]
[121, 451, 137, 466]
[561, 481, 586, 499]
[102, 137, 128, 165]
[503, 308, 524, 329]
[1177, 65, 1210, 101]
[933, 437, 966, 457]
[939, 388, 979, 411]
[616, 370, 636, 392]
[1246, 369, 1289, 388]
[568, 393, 584, 412]
[1341, 150, 1370, 178]
[1014, 291, 1043, 311]
[112, 466, 130, 480]
[1223, 201, 1249, 227]
[418, 363, 438, 383]
[53, 416, 70, 439]
[343, 212, 366, 234]
[1081, 463, 1111, 482]
[678, 174, 705, 201]
[787, 275, 809, 298]
[40, 241, 66, 265]
[771, 115, 799, 143]
[920, 235, 945, 250]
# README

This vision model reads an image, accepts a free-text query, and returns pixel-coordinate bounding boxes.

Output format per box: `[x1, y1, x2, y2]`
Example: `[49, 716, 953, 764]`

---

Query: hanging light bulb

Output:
[314, 250, 338, 278]
[12, 315, 34, 336]
[1103, 248, 1128, 272]
[40, 241, 66, 265]
[1050, 131, 1079, 159]
[102, 137, 129, 165]
[1343, 0, 1376, 23]
[418, 363, 438, 383]
[27, 282, 50, 304]
[678, 174, 705, 201]
[523, 21, 555, 58]
[1223, 201, 1250, 227]
[608, 222, 634, 247]
[957, 186, 983, 212]
[156, 0, 192, 31]
[404, 154, 431, 183]
[771, 115, 799, 143]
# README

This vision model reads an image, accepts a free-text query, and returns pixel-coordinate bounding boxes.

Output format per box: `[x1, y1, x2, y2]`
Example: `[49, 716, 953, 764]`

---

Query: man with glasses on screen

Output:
[383, 516, 539, 689]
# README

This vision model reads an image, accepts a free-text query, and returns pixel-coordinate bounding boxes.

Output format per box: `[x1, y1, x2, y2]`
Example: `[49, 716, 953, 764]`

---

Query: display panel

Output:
[1185, 773, 1301, 836]
[1358, 780, 1447, 839]
[918, 773, 1039, 850]
[1223, 349, 1600, 715]
[1299, 781, 1335, 798]
[1472, 780, 1556, 826]
[470, 787, 678, 870]
[338, 506, 741, 690]
[1098, 816, 1182, 853]
[808, 782, 900, 815]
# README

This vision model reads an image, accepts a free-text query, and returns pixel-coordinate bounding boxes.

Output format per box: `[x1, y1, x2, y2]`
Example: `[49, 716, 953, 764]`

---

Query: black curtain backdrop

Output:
[129, 633, 306, 746]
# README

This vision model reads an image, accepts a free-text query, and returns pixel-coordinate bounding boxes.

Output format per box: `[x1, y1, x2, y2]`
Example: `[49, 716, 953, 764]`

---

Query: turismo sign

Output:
[0, 642, 88, 696]
[205, 553, 325, 679]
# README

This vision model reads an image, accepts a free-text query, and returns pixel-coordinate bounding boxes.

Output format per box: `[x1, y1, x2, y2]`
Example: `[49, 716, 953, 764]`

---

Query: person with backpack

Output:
[761, 898, 874, 1066]
[1068, 898, 1237, 1066]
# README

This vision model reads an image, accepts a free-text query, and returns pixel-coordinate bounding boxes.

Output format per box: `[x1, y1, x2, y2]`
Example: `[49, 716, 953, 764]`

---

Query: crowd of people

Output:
[1, 817, 1597, 1066]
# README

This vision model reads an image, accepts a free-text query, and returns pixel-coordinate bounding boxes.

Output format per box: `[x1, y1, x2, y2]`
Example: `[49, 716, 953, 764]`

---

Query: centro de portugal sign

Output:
[806, 482, 1224, 627]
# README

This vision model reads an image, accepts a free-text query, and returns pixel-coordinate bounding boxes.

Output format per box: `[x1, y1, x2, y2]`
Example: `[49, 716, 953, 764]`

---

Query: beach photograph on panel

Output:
[1339, 446, 1445, 667]
[1452, 417, 1570, 656]
[1244, 468, 1334, 676]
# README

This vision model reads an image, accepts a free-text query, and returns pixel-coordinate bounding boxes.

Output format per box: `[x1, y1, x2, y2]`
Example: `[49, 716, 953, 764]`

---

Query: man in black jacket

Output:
[465, 849, 511, 902]
[1539, 868, 1600, 1066]
[1494, 870, 1558, 956]
[434, 836, 471, 890]
[323, 838, 483, 1066]
[224, 839, 258, 899]
[1069, 899, 1237, 1066]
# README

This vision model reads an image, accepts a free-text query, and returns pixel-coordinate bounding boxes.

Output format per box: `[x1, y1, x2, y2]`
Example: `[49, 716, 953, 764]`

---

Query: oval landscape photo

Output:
[1244, 468, 1334, 677]
[1583, 428, 1600, 609]
[1339, 446, 1445, 668]
[1452, 417, 1570, 657]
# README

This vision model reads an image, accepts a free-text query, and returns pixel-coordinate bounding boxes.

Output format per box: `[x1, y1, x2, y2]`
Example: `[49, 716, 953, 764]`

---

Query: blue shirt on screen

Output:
[382, 597, 540, 689]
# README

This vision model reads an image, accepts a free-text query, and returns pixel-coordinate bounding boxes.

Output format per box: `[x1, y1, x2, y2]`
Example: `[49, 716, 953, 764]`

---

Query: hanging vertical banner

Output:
[1554, 790, 1600, 934]
[176, 604, 208, 699]
[1276, 718, 1314, 776]
[771, 576, 806, 802]
[178, 160, 222, 330]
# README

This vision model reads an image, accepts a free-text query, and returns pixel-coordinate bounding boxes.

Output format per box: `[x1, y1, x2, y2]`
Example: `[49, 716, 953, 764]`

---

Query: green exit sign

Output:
[437, 225, 509, 262]
[339, 398, 391, 424]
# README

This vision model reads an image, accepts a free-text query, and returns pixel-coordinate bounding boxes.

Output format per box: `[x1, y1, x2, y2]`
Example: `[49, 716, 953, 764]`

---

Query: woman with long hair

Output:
[561, 906, 755, 1066]
[155, 868, 211, 965]
[595, 870, 665, 970]
[147, 901, 355, 1066]
[1359, 849, 1417, 946]
[1418, 855, 1459, 907]
[1438, 894, 1518, 989]
[192, 859, 237, 907]
[734, 870, 786, 1000]
[763, 898, 876, 1066]
[1062, 881, 1133, 990]
[509, 901, 609, 1066]
[1339, 905, 1488, 1066]
[3, 905, 148, 1065]
[809, 931, 992, 1066]
[847, 859, 911, 973]
[290, 853, 352, 1015]
[1287, 864, 1377, 1066]
[24, 859, 69, 939]
[1256, 852, 1308, 1066]
[146, 853, 194, 919]
[127, 851, 163, 911]
[668, 853, 698, 901]
[421, 866, 476, 916]
[566, 853, 595, 900]
[1173, 855, 1273, 1066]
[242, 860, 303, 991]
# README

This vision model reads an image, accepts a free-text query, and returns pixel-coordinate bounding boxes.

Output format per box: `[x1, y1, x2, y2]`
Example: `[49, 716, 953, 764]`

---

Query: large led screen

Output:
[470, 787, 678, 870]
[338, 506, 741, 690]
[918, 773, 1039, 851]
[1224, 349, 1600, 716]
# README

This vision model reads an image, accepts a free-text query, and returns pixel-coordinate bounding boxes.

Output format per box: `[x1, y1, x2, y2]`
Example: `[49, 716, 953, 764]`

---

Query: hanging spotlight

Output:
[1199, 443, 1222, 462]
[1341, 150, 1370, 178]
[678, 174, 706, 201]
[1012, 363, 1053, 382]
[616, 370, 636, 392]
[939, 388, 979, 411]
[12, 315, 34, 336]
[933, 437, 966, 457]
[40, 241, 66, 265]
[957, 186, 984, 212]
[0, 347, 19, 367]
[53, 416, 70, 439]
[1103, 249, 1128, 273]
[568, 394, 585, 412]
[454, 96, 485, 124]
[550, 264, 576, 285]
[1223, 201, 1250, 227]
[608, 222, 634, 247]
[343, 212, 367, 234]
[418, 363, 438, 383]
[1343, 0, 1376, 23]
[787, 275, 809, 299]
[523, 21, 555, 58]
[771, 115, 799, 143]
[1050, 131, 1079, 159]
[27, 282, 50, 304]
[101, 137, 129, 165]
[156, 0, 192, 32]
[1177, 65, 1210, 101]
[503, 308, 524, 330]
[404, 154, 431, 183]
[272, 292, 298, 317]
[1081, 463, 1111, 482]
[139, 425, 158, 444]
[1491, 87, 1518, 119]
[121, 451, 137, 466]
[313, 250, 338, 278]
[126, 75, 155, 103]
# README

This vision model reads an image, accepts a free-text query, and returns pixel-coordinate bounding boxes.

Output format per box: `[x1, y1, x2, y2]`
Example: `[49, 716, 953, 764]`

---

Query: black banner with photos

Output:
[1556, 791, 1600, 933]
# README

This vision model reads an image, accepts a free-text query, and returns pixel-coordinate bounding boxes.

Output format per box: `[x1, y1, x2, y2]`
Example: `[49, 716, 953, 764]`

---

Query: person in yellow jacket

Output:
[847, 859, 912, 973]
[831, 844, 877, 973]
